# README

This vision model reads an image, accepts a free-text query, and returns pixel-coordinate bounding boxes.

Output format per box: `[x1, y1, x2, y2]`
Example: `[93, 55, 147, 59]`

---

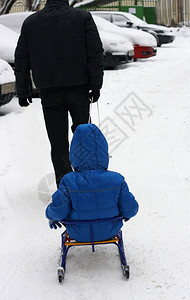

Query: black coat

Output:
[14, 0, 104, 97]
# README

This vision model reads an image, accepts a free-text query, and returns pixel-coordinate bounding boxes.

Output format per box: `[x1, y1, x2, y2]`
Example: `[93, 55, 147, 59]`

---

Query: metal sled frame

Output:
[57, 216, 130, 282]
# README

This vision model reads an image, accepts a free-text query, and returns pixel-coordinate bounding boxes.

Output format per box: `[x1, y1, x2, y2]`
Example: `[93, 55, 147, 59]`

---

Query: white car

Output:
[0, 24, 19, 64]
[0, 12, 33, 34]
[91, 11, 175, 47]
[93, 15, 157, 60]
[0, 59, 15, 106]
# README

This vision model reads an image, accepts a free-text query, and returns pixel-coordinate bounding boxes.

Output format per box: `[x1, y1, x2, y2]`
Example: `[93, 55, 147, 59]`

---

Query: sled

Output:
[57, 216, 130, 283]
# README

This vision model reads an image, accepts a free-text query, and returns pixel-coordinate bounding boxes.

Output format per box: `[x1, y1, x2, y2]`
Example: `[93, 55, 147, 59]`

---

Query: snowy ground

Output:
[0, 27, 190, 300]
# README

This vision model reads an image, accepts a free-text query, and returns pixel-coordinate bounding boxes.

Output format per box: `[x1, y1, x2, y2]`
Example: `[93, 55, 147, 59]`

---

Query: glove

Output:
[18, 97, 33, 107]
[89, 90, 100, 103]
[49, 220, 62, 229]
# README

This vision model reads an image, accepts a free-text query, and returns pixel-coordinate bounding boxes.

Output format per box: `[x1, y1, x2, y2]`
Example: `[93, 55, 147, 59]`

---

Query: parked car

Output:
[0, 12, 33, 34]
[93, 15, 157, 60]
[0, 12, 133, 69]
[91, 11, 175, 47]
[100, 30, 134, 68]
[0, 59, 15, 106]
[0, 24, 19, 65]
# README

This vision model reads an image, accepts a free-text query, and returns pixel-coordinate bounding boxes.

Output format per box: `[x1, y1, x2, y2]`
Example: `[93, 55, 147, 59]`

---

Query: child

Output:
[45, 123, 138, 242]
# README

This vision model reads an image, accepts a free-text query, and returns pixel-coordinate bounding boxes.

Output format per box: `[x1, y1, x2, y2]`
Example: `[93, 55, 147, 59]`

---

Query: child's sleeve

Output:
[45, 182, 71, 221]
[118, 179, 139, 219]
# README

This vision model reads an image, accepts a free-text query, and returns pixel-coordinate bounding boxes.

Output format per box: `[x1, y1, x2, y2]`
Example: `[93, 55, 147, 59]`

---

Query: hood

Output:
[69, 124, 109, 171]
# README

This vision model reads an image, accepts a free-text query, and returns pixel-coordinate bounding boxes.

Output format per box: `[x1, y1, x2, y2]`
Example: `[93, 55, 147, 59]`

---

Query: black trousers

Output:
[41, 89, 90, 186]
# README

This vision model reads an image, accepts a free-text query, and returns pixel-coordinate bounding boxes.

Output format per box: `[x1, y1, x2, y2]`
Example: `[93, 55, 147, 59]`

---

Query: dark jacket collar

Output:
[45, 0, 69, 7]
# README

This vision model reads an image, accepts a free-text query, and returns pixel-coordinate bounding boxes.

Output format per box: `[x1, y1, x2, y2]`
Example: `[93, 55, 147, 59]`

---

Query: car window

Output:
[112, 14, 130, 26]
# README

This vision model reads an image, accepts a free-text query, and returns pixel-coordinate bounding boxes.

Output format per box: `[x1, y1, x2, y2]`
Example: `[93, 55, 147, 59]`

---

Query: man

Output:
[14, 0, 104, 186]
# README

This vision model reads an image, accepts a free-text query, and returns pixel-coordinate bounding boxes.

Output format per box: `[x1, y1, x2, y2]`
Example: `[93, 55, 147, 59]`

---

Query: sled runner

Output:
[57, 216, 129, 283]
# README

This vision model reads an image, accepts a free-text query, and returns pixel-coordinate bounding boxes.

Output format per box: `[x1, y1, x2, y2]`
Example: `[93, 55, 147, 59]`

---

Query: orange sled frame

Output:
[57, 216, 129, 282]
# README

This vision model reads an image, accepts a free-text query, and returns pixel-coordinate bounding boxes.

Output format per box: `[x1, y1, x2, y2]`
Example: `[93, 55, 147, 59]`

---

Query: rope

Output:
[88, 96, 101, 128]
[88, 96, 93, 124]
[97, 100, 101, 128]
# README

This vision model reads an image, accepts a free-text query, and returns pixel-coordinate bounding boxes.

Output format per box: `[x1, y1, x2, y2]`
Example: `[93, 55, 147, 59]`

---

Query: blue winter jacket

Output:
[46, 124, 138, 242]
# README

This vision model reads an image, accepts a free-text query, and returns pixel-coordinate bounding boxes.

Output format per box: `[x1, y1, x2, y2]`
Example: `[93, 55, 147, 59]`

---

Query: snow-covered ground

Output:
[0, 27, 190, 300]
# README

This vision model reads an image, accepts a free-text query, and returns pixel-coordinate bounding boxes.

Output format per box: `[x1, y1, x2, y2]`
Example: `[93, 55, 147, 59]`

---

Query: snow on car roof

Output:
[0, 24, 19, 64]
[0, 12, 34, 34]
[93, 15, 157, 47]
[99, 30, 133, 53]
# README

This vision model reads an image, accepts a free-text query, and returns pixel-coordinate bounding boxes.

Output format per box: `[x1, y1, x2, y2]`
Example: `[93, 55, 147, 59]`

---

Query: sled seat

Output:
[63, 216, 122, 252]
[57, 216, 130, 282]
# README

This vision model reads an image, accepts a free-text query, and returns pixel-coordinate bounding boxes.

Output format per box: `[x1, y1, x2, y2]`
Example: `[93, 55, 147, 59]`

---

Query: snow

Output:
[99, 30, 133, 53]
[0, 27, 190, 299]
[0, 12, 34, 34]
[0, 58, 15, 85]
[0, 24, 19, 64]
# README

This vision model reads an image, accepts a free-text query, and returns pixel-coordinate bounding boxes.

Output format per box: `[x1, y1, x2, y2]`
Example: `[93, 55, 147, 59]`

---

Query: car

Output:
[0, 23, 19, 65]
[90, 11, 175, 47]
[0, 11, 33, 34]
[93, 15, 157, 60]
[0, 59, 15, 106]
[99, 30, 134, 68]
[0, 12, 134, 69]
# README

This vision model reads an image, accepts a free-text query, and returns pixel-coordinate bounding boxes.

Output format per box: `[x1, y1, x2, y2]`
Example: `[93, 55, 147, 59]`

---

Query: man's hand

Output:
[49, 220, 62, 229]
[18, 97, 33, 107]
[89, 90, 100, 103]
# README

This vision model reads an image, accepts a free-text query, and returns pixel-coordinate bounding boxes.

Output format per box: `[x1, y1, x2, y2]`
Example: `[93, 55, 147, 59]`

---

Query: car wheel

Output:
[0, 92, 14, 106]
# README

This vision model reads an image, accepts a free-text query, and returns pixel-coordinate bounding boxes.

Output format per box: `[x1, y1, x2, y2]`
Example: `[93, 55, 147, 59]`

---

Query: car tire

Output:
[0, 92, 14, 106]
